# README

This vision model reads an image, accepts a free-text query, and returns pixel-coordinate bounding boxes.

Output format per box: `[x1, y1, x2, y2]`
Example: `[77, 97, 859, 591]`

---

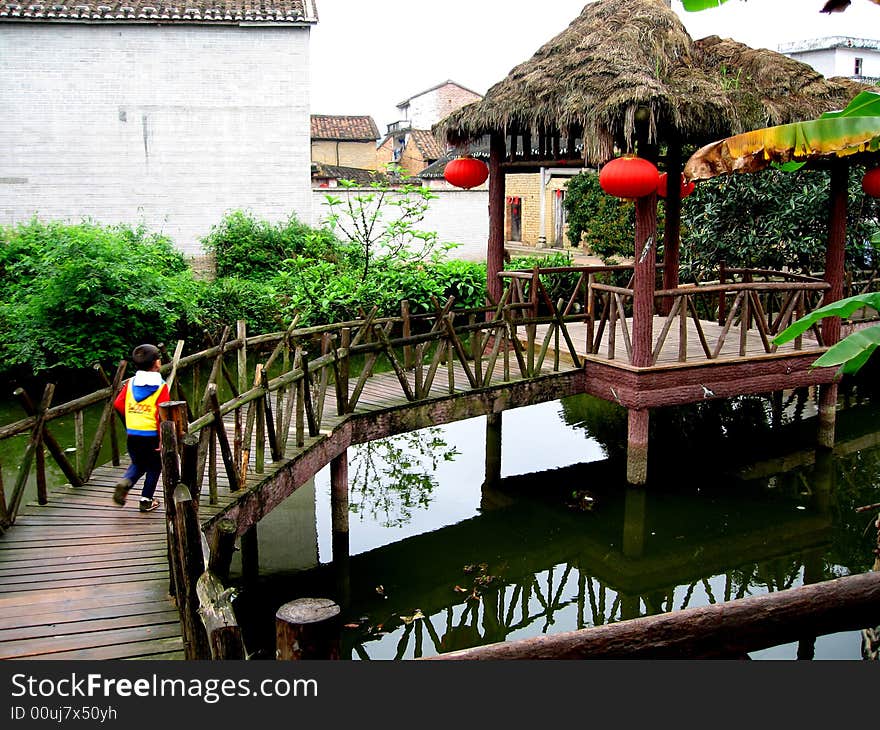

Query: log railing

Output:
[501, 265, 832, 366]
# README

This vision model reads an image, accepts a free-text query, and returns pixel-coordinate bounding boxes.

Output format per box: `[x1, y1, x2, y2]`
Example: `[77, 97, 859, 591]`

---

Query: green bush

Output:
[563, 172, 636, 260]
[0, 219, 198, 374]
[202, 210, 356, 279]
[191, 278, 283, 342]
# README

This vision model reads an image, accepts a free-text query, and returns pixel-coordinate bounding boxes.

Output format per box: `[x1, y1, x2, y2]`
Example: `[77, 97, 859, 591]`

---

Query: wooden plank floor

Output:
[0, 356, 579, 660]
[533, 316, 825, 367]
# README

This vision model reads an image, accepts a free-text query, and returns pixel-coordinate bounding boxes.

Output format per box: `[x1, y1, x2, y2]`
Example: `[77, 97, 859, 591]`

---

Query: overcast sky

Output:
[309, 0, 880, 135]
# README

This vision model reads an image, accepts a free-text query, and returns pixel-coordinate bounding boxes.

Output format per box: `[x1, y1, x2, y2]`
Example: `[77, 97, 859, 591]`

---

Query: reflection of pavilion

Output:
[244, 445, 835, 659]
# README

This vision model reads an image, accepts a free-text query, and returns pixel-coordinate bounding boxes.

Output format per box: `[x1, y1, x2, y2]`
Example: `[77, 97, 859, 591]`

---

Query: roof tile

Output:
[310, 115, 379, 142]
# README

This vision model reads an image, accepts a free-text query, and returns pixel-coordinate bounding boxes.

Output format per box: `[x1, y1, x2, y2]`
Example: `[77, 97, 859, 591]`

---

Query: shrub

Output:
[191, 278, 283, 343]
[0, 219, 198, 374]
[202, 210, 354, 279]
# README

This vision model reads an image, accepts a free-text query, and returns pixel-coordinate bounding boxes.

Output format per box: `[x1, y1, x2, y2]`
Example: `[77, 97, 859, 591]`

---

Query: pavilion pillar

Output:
[817, 160, 848, 450]
[485, 412, 502, 489]
[626, 408, 650, 486]
[661, 142, 682, 315]
[487, 131, 507, 307]
[632, 192, 658, 367]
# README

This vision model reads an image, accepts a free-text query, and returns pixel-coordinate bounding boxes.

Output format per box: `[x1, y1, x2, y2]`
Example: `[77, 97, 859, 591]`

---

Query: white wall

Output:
[0, 24, 313, 255]
[311, 188, 489, 261]
[786, 46, 880, 78]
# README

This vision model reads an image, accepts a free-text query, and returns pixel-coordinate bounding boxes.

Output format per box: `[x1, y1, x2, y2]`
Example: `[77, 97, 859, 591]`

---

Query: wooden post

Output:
[180, 433, 200, 508]
[158, 400, 189, 455]
[338, 328, 351, 416]
[208, 518, 238, 583]
[487, 131, 507, 308]
[160, 420, 181, 599]
[402, 299, 413, 369]
[173, 483, 211, 660]
[8, 385, 55, 520]
[632, 193, 658, 367]
[661, 141, 682, 315]
[718, 260, 728, 326]
[196, 571, 246, 660]
[485, 412, 502, 490]
[0, 468, 7, 527]
[822, 160, 848, 348]
[235, 320, 247, 488]
[208, 384, 240, 492]
[626, 408, 650, 486]
[275, 598, 341, 660]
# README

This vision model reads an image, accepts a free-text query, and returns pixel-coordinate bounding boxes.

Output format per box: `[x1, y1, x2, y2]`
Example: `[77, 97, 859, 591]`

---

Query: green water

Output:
[227, 379, 880, 660]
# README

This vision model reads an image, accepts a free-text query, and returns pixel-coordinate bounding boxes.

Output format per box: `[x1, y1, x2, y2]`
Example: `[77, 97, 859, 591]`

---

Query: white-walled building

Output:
[779, 36, 880, 81]
[0, 1, 318, 256]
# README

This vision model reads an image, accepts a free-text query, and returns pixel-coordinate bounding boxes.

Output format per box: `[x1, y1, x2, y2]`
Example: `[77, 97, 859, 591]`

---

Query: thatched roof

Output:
[692, 35, 864, 129]
[436, 0, 863, 166]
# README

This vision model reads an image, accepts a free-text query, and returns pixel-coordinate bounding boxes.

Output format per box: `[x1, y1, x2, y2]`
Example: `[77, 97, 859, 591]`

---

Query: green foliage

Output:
[0, 219, 198, 373]
[272, 258, 487, 326]
[202, 210, 355, 279]
[680, 166, 880, 280]
[192, 277, 282, 342]
[563, 172, 636, 260]
[774, 292, 880, 375]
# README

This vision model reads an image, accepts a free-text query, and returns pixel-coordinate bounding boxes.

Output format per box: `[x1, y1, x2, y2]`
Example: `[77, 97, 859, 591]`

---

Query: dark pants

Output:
[123, 434, 161, 501]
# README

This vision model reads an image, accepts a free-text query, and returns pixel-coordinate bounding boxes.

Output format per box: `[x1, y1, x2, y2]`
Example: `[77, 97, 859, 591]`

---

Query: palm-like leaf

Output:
[685, 91, 880, 180]
[681, 0, 729, 10]
[774, 293, 880, 374]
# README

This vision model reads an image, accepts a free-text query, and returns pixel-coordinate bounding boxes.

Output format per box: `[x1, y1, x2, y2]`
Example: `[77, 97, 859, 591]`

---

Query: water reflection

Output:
[233, 382, 880, 659]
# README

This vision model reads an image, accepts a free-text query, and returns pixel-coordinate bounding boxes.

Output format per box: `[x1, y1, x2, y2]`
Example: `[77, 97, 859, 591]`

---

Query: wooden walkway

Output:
[0, 358, 579, 660]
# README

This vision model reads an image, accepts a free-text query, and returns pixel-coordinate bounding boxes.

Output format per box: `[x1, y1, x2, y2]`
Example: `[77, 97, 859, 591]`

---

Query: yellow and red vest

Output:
[124, 382, 163, 436]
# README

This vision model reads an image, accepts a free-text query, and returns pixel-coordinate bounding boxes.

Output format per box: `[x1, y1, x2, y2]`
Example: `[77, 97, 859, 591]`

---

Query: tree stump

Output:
[275, 598, 341, 660]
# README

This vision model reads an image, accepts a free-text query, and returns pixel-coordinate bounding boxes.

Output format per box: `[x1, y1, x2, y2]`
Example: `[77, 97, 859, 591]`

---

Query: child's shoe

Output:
[139, 498, 161, 513]
[113, 479, 133, 506]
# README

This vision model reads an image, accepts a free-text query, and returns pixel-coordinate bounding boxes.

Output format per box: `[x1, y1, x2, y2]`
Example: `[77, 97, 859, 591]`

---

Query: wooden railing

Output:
[501, 265, 833, 366]
[0, 292, 586, 528]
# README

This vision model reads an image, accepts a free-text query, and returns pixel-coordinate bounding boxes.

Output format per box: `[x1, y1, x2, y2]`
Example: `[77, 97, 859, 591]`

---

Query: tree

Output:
[321, 164, 453, 281]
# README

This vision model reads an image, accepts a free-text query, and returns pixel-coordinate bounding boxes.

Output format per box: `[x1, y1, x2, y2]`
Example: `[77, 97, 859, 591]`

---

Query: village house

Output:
[310, 114, 380, 169]
[0, 0, 318, 257]
[779, 36, 880, 82]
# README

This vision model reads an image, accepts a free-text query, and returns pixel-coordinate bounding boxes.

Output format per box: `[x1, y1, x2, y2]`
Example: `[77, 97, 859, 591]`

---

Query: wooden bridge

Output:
[0, 265, 875, 659]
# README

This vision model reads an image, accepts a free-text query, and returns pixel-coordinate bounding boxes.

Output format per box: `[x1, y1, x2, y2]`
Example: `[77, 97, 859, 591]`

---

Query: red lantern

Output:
[444, 156, 489, 189]
[599, 156, 659, 199]
[862, 167, 880, 198]
[657, 172, 696, 199]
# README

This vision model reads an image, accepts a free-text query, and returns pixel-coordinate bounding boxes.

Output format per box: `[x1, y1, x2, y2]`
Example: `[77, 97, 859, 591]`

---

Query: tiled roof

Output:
[409, 129, 444, 161]
[312, 163, 421, 187]
[0, 0, 317, 23]
[310, 115, 379, 142]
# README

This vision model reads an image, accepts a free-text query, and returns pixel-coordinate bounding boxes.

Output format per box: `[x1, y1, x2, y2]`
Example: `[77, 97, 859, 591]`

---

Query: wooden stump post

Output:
[196, 571, 246, 660]
[158, 400, 189, 456]
[208, 518, 238, 584]
[275, 598, 341, 660]
[173, 483, 211, 660]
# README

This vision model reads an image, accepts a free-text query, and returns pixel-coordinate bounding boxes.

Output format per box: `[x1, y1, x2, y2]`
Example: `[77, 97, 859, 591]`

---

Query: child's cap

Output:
[132, 344, 161, 369]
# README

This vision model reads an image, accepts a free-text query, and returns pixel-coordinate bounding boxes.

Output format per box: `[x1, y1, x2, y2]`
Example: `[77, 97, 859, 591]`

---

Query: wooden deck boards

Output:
[0, 358, 577, 660]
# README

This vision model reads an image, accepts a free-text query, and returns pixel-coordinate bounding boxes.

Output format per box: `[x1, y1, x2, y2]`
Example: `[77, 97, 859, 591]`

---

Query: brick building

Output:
[0, 0, 318, 256]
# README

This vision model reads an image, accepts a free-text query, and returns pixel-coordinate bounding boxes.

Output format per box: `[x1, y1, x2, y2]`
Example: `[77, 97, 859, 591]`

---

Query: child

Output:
[112, 344, 170, 512]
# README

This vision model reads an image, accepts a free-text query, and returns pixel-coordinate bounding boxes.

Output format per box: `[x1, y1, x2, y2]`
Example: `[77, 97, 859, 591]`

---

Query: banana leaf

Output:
[774, 292, 880, 344]
[812, 325, 880, 374]
[774, 293, 880, 374]
[685, 92, 880, 180]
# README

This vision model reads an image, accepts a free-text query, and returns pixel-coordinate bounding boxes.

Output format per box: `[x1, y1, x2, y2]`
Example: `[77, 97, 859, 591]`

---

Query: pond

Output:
[224, 379, 880, 660]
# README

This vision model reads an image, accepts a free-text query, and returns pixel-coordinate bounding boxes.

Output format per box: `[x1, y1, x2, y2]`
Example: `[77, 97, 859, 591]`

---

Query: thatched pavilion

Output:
[435, 0, 866, 484]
